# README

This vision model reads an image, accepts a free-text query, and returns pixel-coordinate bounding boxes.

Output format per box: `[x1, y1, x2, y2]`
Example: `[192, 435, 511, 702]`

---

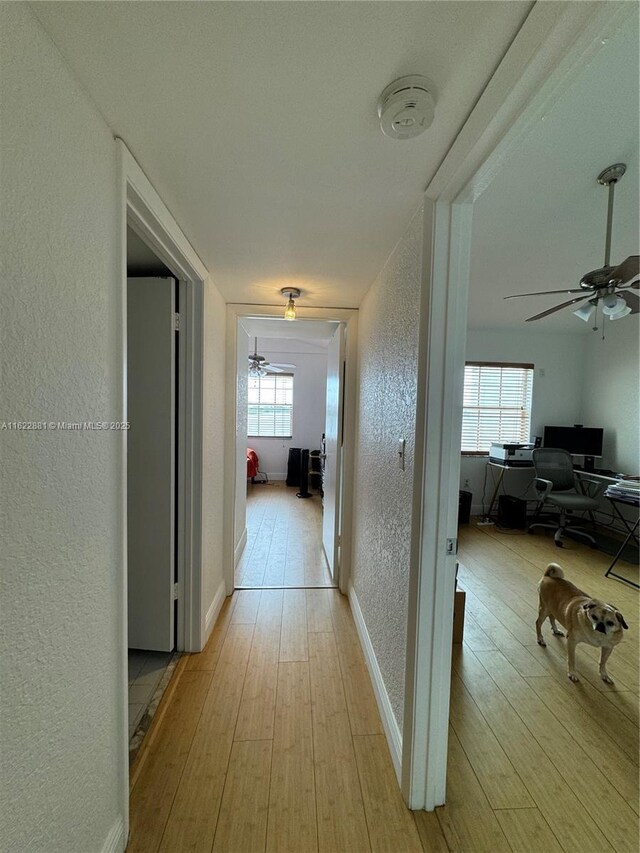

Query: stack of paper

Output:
[605, 480, 640, 506]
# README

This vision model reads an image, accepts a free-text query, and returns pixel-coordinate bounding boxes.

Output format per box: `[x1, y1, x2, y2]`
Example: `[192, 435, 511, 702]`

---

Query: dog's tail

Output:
[544, 562, 564, 579]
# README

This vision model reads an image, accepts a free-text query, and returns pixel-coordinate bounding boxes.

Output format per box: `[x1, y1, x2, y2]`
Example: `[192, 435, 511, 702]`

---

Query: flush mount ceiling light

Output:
[281, 287, 300, 321]
[377, 75, 436, 140]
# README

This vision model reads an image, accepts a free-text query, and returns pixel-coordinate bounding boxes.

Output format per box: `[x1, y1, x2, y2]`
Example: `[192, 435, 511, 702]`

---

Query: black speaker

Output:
[498, 495, 527, 529]
[286, 448, 302, 487]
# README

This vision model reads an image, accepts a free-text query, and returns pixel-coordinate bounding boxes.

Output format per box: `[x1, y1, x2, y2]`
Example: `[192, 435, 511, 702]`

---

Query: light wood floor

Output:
[128, 523, 638, 853]
[235, 482, 334, 588]
[449, 523, 639, 853]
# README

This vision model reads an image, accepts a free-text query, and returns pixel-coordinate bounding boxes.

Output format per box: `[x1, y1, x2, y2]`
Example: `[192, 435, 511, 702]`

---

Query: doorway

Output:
[118, 141, 207, 825]
[234, 317, 344, 591]
[224, 305, 358, 597]
[125, 229, 182, 755]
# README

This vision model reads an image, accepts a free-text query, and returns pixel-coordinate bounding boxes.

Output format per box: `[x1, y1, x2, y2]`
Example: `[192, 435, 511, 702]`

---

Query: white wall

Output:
[234, 324, 249, 556]
[1, 6, 230, 849]
[581, 320, 639, 475]
[248, 340, 328, 479]
[201, 280, 228, 625]
[351, 208, 423, 735]
[0, 5, 123, 851]
[459, 329, 587, 514]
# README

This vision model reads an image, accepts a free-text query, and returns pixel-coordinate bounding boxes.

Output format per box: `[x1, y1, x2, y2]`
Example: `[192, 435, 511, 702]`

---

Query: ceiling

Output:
[241, 317, 338, 351]
[32, 0, 532, 308]
[468, 16, 640, 332]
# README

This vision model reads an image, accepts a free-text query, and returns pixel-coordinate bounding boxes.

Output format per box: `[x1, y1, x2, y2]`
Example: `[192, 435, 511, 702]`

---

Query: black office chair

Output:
[528, 448, 601, 547]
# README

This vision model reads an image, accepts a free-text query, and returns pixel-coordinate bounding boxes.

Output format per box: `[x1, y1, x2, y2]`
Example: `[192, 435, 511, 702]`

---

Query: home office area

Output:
[444, 18, 639, 849]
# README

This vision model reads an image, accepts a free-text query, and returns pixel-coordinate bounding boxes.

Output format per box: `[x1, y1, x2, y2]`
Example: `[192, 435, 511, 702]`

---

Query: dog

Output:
[536, 563, 628, 683]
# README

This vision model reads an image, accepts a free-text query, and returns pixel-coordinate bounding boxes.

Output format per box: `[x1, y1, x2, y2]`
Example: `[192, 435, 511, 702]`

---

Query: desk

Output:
[485, 460, 534, 519]
[604, 494, 640, 590]
[575, 471, 640, 588]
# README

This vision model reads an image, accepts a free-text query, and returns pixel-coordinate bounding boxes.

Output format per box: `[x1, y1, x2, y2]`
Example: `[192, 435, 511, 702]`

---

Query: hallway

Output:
[235, 483, 334, 589]
[128, 587, 427, 852]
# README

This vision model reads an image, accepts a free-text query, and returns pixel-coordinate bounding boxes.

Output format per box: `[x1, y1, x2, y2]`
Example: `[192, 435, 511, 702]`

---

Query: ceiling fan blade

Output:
[262, 364, 284, 373]
[620, 291, 640, 314]
[269, 362, 296, 369]
[610, 255, 639, 286]
[504, 288, 585, 300]
[525, 296, 590, 322]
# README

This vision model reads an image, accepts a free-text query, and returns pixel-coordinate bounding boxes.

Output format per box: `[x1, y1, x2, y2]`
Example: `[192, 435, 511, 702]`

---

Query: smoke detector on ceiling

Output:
[377, 75, 436, 140]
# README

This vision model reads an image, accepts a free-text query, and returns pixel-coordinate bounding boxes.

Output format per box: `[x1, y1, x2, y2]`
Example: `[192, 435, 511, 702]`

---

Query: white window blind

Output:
[248, 374, 293, 438]
[462, 362, 533, 454]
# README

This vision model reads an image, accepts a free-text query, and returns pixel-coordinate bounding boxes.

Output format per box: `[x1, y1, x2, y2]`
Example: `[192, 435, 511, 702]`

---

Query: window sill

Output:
[461, 452, 489, 457]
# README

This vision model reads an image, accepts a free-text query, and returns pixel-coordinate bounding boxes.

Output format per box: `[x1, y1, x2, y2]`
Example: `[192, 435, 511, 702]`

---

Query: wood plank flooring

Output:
[235, 483, 334, 588]
[129, 519, 638, 853]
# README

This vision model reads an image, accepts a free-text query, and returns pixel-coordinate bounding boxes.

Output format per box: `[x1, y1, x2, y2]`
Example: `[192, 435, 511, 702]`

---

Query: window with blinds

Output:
[248, 374, 293, 438]
[461, 362, 534, 454]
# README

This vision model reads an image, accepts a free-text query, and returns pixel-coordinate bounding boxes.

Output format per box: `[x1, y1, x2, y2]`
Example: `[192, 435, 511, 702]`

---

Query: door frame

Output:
[401, 0, 635, 810]
[224, 304, 357, 595]
[116, 140, 206, 831]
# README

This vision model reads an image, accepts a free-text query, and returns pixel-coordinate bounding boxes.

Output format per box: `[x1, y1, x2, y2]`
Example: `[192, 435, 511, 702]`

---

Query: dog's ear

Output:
[582, 602, 597, 611]
[615, 611, 629, 630]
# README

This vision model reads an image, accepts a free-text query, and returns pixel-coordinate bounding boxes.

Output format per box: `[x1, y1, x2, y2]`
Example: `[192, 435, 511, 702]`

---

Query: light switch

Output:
[398, 438, 406, 471]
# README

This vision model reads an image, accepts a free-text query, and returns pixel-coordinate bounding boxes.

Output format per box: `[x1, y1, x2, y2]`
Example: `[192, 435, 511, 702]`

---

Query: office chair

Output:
[528, 448, 601, 547]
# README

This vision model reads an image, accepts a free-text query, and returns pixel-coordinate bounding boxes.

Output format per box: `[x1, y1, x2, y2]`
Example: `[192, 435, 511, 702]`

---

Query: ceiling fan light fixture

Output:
[573, 303, 595, 322]
[608, 303, 632, 321]
[281, 287, 301, 321]
[602, 294, 626, 316]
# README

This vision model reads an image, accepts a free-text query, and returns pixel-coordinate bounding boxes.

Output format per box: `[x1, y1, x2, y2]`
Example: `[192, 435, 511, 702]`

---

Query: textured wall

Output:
[0, 5, 123, 851]
[234, 326, 250, 551]
[202, 280, 228, 610]
[581, 320, 639, 475]
[352, 208, 423, 732]
[460, 329, 586, 513]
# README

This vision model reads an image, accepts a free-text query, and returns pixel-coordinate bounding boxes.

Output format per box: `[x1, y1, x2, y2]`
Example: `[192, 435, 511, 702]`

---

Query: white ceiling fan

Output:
[248, 338, 296, 377]
[504, 163, 639, 326]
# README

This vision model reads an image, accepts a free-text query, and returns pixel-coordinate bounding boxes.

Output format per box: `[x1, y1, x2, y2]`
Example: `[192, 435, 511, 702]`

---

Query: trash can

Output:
[458, 490, 472, 525]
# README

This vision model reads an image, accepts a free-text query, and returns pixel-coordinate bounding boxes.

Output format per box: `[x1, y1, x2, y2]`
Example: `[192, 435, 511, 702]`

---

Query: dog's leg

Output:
[536, 606, 548, 646]
[566, 634, 579, 682]
[549, 615, 564, 637]
[599, 646, 614, 684]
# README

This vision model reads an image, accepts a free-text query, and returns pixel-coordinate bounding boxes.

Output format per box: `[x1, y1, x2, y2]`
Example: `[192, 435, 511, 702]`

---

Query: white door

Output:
[127, 277, 176, 651]
[322, 323, 345, 581]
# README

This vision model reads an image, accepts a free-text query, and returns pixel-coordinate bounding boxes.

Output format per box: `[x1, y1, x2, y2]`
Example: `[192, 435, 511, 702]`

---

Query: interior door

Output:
[127, 276, 176, 651]
[322, 323, 345, 581]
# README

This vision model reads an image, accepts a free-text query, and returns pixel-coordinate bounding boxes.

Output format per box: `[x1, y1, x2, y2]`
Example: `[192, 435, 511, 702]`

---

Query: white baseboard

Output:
[234, 527, 248, 568]
[204, 578, 227, 643]
[347, 583, 402, 783]
[264, 472, 286, 481]
[101, 816, 125, 853]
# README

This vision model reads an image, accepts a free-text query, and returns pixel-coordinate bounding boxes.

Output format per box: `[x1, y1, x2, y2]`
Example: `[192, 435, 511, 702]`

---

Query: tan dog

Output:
[536, 563, 628, 683]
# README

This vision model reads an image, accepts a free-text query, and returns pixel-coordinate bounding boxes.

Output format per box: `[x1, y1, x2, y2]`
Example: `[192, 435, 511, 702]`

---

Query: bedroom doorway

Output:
[224, 306, 358, 595]
[235, 317, 339, 590]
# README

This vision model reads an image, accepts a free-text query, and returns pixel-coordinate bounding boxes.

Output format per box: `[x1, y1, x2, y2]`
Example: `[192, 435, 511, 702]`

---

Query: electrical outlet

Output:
[463, 478, 470, 489]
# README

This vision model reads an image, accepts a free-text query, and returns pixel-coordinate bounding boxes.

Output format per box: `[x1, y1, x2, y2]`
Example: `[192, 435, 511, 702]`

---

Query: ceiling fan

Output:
[248, 338, 296, 377]
[504, 163, 639, 325]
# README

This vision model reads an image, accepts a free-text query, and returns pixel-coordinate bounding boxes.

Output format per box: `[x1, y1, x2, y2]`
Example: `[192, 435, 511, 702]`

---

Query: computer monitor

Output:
[542, 425, 604, 459]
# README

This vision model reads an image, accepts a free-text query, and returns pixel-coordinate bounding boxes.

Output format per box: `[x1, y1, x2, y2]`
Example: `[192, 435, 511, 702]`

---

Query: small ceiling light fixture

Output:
[281, 287, 300, 321]
[377, 75, 436, 140]
[602, 292, 632, 320]
[573, 301, 596, 322]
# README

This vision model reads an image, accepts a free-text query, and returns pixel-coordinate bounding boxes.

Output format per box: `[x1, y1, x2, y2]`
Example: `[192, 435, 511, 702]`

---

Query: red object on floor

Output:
[247, 448, 259, 479]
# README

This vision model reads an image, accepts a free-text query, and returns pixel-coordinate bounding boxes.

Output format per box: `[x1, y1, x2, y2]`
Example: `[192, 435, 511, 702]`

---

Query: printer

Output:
[489, 442, 534, 466]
